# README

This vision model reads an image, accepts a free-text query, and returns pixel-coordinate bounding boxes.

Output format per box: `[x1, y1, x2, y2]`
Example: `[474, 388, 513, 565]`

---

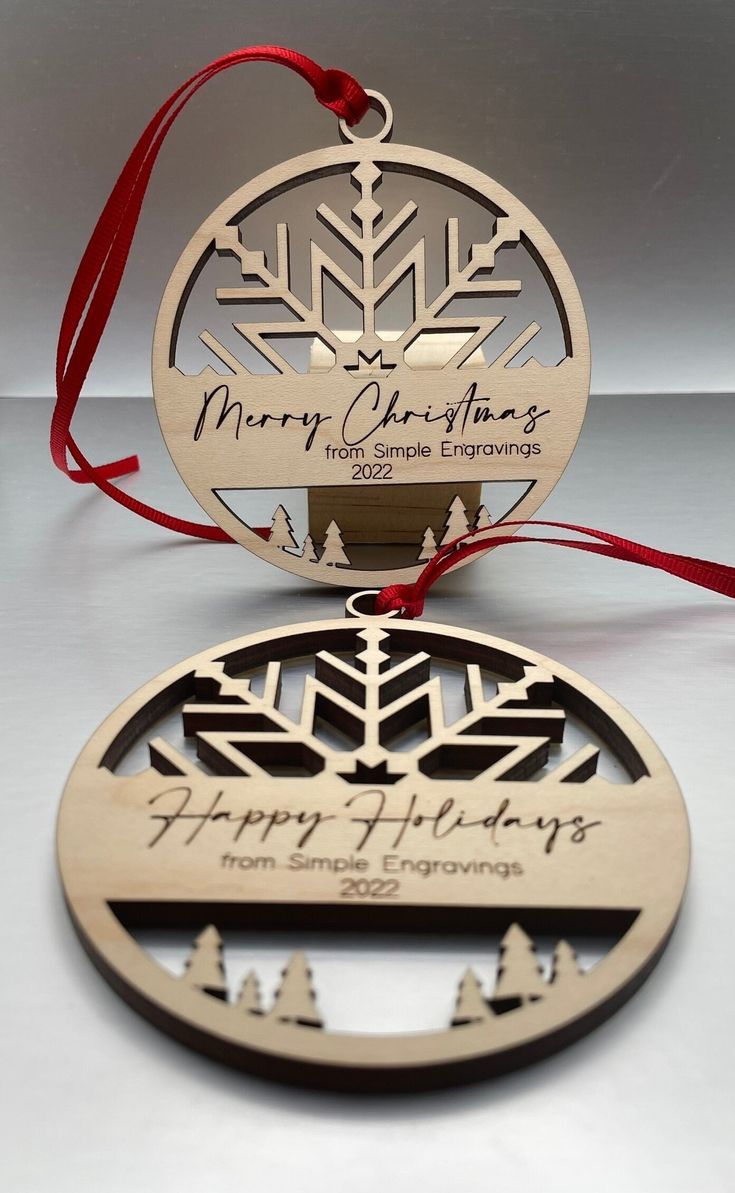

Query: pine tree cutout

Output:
[181, 925, 227, 1000]
[301, 533, 318, 563]
[549, 939, 583, 987]
[321, 520, 350, 567]
[267, 952, 323, 1028]
[236, 969, 264, 1015]
[451, 968, 494, 1026]
[418, 525, 438, 561]
[268, 504, 298, 550]
[491, 923, 546, 1013]
[440, 495, 469, 546]
[473, 504, 492, 530]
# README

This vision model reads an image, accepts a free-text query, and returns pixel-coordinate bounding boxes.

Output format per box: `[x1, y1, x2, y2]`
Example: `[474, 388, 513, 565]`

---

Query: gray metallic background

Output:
[2, 0, 734, 397]
[2, 395, 734, 1191]
[2, 3, 734, 1191]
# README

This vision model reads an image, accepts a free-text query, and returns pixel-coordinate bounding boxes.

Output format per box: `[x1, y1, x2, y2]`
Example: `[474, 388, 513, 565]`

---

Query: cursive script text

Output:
[147, 786, 600, 856]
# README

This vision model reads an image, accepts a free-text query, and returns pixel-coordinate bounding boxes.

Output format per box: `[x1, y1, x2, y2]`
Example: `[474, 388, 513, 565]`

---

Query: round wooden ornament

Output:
[57, 596, 688, 1091]
[152, 93, 590, 585]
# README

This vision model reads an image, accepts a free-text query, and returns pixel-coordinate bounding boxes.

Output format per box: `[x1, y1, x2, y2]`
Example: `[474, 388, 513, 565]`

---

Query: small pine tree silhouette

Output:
[182, 925, 227, 1000]
[451, 968, 494, 1026]
[440, 495, 469, 546]
[268, 504, 298, 550]
[473, 504, 492, 530]
[321, 520, 350, 567]
[267, 952, 323, 1028]
[418, 525, 438, 561]
[236, 969, 264, 1015]
[549, 939, 583, 986]
[491, 923, 546, 1013]
[301, 533, 318, 563]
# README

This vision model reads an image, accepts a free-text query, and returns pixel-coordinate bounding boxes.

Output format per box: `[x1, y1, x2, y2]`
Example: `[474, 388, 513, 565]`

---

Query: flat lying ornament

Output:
[152, 92, 590, 585]
[58, 596, 688, 1090]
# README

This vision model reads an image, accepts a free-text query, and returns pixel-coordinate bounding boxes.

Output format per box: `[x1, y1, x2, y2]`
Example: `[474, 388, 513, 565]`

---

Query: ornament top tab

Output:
[152, 92, 590, 585]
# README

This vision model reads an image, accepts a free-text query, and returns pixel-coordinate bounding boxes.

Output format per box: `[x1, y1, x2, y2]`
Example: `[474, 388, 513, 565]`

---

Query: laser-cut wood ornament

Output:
[152, 92, 590, 584]
[57, 596, 689, 1091]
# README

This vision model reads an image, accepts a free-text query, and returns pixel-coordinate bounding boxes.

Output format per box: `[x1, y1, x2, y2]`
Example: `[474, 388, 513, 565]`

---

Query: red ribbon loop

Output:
[313, 67, 370, 123]
[50, 52, 733, 610]
[51, 46, 369, 541]
[375, 520, 735, 617]
[375, 583, 427, 620]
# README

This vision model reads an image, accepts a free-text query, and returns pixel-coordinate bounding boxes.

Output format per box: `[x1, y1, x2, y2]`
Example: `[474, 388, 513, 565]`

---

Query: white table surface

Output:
[2, 394, 733, 1192]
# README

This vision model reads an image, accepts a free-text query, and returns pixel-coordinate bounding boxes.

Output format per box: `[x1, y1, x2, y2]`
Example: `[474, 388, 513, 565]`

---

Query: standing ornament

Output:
[52, 47, 732, 1092]
[152, 89, 589, 585]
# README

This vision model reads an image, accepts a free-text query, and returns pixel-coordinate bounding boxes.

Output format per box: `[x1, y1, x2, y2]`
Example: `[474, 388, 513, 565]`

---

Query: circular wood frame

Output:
[58, 606, 688, 1091]
[152, 110, 590, 586]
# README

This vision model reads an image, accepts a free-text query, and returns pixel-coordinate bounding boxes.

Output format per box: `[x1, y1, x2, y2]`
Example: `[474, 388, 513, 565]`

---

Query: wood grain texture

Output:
[307, 481, 483, 544]
[57, 599, 688, 1090]
[308, 330, 482, 543]
[152, 94, 590, 585]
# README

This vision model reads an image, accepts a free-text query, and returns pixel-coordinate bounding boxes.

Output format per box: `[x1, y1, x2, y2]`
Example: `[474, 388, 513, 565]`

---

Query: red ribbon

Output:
[50, 52, 733, 608]
[50, 46, 369, 541]
[375, 520, 735, 618]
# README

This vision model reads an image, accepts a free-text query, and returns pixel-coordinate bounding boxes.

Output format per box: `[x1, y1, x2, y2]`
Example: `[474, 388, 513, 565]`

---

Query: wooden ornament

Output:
[57, 597, 689, 1091]
[152, 92, 590, 585]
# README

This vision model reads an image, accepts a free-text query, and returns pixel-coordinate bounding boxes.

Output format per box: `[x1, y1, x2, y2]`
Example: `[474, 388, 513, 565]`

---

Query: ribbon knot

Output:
[314, 68, 371, 124]
[375, 583, 426, 619]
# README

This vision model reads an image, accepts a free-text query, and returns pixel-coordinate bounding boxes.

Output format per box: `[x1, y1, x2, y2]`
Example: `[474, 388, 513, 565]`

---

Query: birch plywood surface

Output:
[308, 332, 482, 543]
[57, 599, 688, 1091]
[152, 93, 589, 584]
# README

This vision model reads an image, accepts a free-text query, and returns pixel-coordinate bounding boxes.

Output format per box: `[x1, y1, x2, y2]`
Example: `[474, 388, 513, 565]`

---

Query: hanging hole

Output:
[345, 589, 400, 619]
[339, 91, 394, 144]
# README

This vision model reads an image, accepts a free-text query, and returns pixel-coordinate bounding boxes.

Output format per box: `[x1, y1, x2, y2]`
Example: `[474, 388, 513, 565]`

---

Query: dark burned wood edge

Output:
[59, 893, 667, 1095]
[109, 900, 639, 937]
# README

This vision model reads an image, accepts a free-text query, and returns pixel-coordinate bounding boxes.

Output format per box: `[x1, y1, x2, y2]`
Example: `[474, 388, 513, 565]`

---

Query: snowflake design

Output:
[149, 626, 602, 784]
[199, 160, 545, 377]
